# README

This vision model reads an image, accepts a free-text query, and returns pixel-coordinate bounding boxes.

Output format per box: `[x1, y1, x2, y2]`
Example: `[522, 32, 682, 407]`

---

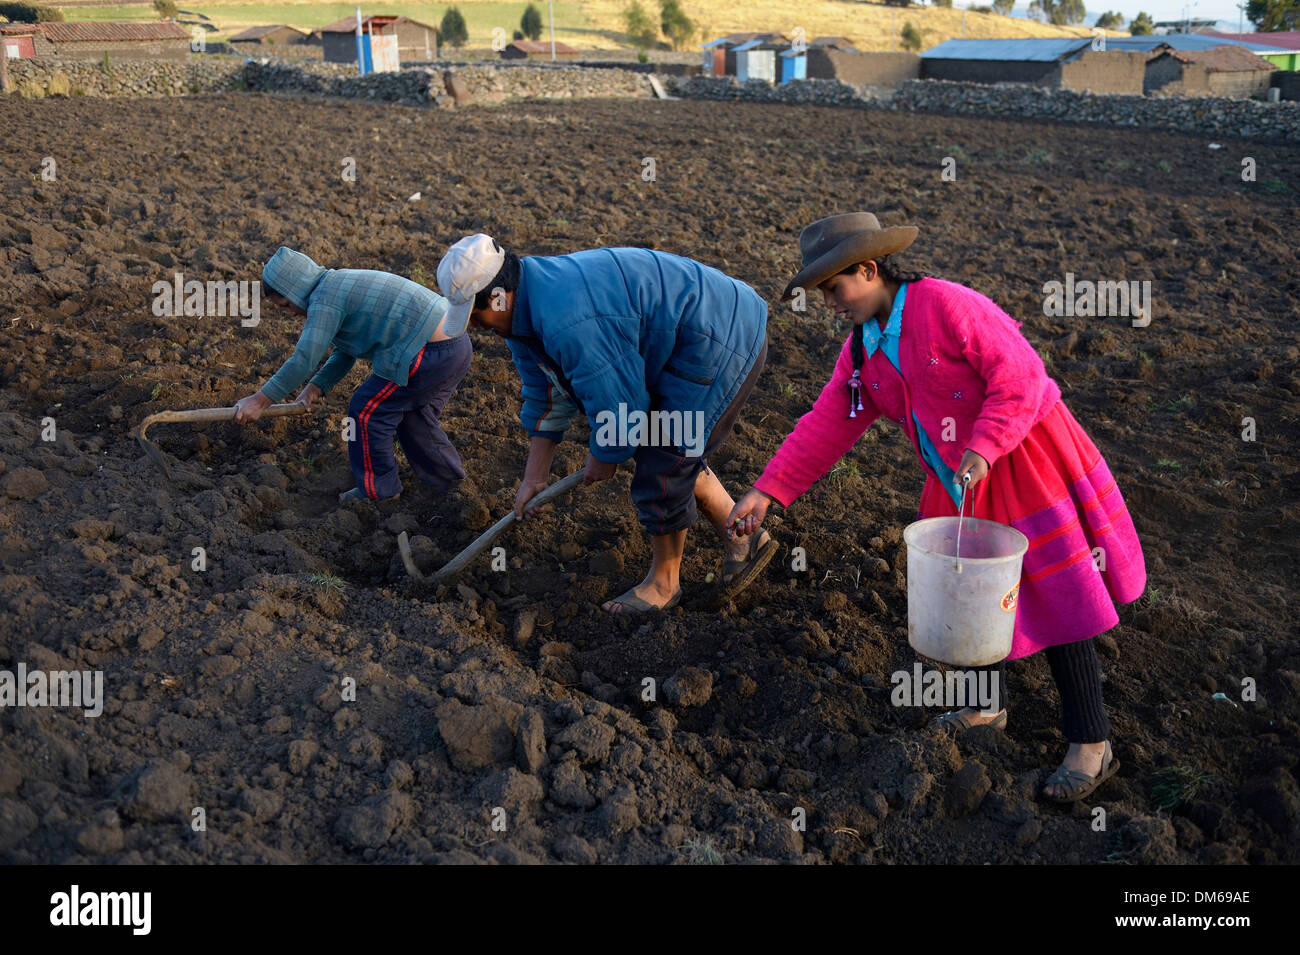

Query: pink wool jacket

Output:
[754, 277, 1062, 507]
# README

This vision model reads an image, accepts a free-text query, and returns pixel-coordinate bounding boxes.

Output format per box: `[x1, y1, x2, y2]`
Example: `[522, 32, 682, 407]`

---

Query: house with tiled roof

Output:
[1, 21, 191, 61]
[1144, 44, 1277, 97]
[229, 25, 310, 48]
[315, 15, 438, 64]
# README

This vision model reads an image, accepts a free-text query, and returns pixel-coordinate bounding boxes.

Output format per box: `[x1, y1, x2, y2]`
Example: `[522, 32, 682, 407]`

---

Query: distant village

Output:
[1, 11, 1298, 100]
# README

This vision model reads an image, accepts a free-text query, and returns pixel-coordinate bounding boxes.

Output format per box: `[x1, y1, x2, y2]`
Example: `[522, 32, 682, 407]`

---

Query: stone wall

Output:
[5, 56, 244, 98]
[6, 56, 1298, 141]
[666, 75, 1300, 140]
[665, 75, 870, 107]
[241, 59, 652, 104]
[886, 78, 1300, 141]
[4, 56, 653, 104]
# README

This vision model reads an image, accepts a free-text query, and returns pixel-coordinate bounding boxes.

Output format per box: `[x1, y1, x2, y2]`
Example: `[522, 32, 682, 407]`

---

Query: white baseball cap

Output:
[437, 233, 506, 337]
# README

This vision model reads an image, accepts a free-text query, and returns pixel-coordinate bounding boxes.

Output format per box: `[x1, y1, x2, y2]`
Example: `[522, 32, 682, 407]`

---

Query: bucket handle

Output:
[954, 472, 972, 575]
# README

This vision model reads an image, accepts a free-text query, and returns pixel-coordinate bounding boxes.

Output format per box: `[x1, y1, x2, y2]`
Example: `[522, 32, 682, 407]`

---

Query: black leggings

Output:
[971, 636, 1110, 744]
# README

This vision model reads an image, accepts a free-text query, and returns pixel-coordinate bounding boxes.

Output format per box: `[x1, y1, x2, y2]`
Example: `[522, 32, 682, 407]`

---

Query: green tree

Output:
[932, 0, 953, 7]
[992, 0, 1014, 12]
[1246, 0, 1300, 30]
[1129, 10, 1154, 33]
[0, 2, 64, 21]
[1094, 10, 1124, 28]
[153, 0, 178, 17]
[1029, 0, 1087, 25]
[901, 20, 923, 51]
[660, 0, 694, 50]
[520, 3, 543, 41]
[622, 0, 658, 50]
[440, 7, 468, 48]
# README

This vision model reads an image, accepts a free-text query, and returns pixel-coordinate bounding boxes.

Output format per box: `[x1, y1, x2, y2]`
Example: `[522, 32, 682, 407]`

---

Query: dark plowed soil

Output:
[1, 93, 1297, 864]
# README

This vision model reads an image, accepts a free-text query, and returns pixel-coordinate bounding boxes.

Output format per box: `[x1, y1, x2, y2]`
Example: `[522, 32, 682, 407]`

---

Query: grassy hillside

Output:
[45, 1, 1106, 50]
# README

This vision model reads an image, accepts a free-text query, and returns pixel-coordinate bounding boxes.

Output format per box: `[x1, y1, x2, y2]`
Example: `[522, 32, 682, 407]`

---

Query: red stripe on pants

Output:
[359, 381, 398, 498]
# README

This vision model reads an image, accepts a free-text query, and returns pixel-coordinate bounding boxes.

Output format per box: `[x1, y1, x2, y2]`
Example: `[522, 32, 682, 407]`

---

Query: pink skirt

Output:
[917, 400, 1147, 659]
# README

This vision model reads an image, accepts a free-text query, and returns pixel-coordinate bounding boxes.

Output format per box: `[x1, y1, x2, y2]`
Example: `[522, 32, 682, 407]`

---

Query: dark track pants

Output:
[631, 340, 768, 535]
[346, 335, 472, 500]
[969, 636, 1111, 743]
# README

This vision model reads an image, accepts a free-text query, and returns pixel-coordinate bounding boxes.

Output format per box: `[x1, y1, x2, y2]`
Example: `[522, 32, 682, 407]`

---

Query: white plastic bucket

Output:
[904, 511, 1028, 666]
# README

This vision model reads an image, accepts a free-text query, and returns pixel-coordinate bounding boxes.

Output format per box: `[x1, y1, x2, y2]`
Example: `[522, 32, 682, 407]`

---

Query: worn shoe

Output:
[927, 707, 1008, 737]
[719, 529, 779, 599]
[602, 587, 682, 614]
[1042, 740, 1120, 804]
[338, 486, 400, 504]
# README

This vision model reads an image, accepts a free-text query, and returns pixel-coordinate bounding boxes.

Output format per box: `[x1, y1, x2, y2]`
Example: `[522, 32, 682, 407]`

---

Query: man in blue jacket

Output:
[234, 247, 473, 503]
[436, 234, 777, 613]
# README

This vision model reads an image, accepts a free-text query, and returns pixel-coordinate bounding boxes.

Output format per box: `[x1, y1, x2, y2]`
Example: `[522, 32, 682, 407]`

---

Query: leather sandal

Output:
[1041, 740, 1120, 804]
[603, 587, 682, 614]
[927, 707, 1008, 736]
[719, 529, 779, 598]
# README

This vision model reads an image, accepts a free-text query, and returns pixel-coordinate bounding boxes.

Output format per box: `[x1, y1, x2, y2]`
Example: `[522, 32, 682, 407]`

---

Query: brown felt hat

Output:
[781, 212, 919, 301]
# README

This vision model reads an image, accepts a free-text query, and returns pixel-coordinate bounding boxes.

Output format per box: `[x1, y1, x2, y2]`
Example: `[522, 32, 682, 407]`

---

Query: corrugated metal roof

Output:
[700, 32, 785, 49]
[1206, 30, 1300, 50]
[317, 15, 436, 34]
[921, 38, 1091, 61]
[34, 21, 190, 43]
[922, 34, 1292, 61]
[1104, 34, 1290, 54]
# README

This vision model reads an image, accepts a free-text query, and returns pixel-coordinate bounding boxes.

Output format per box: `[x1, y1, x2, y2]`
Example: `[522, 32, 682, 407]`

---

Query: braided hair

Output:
[845, 255, 932, 418]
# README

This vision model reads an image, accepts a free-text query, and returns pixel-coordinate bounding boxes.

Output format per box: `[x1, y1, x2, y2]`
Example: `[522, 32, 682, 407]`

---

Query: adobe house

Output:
[317, 15, 438, 64]
[1145, 44, 1277, 98]
[921, 38, 1148, 94]
[1054, 48, 1150, 93]
[807, 50, 920, 86]
[1, 24, 52, 59]
[500, 40, 579, 60]
[13, 21, 191, 61]
[229, 25, 310, 48]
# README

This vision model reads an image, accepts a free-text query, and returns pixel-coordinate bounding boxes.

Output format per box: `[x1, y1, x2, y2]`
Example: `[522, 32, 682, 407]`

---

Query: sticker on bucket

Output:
[1000, 583, 1020, 612]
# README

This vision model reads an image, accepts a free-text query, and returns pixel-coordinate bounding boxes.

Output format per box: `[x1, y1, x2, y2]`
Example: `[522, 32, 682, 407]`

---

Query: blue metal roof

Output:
[1104, 34, 1289, 54]
[921, 38, 1090, 61]
[921, 34, 1291, 61]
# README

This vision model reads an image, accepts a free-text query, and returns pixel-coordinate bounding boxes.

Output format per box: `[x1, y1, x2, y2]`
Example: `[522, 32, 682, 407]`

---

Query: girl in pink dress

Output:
[728, 213, 1147, 802]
